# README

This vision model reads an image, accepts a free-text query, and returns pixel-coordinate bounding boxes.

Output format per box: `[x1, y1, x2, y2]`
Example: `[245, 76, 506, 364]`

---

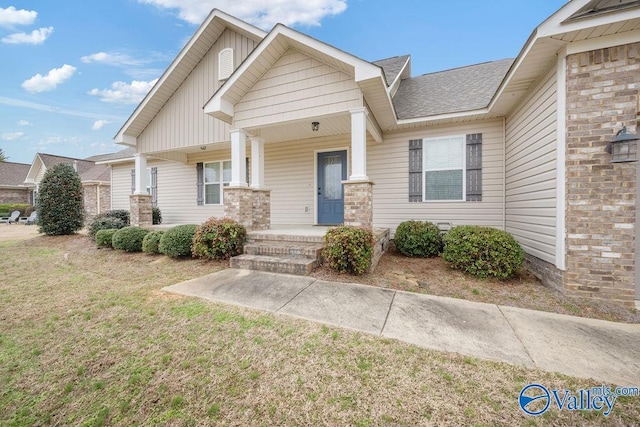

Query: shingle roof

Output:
[0, 162, 30, 187]
[37, 153, 110, 183]
[373, 55, 410, 86]
[566, 0, 640, 21]
[91, 147, 136, 163]
[392, 58, 514, 120]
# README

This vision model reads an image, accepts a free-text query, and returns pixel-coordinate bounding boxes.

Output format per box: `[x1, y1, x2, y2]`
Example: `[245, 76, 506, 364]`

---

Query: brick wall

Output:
[565, 42, 639, 307]
[130, 194, 153, 227]
[0, 188, 30, 204]
[343, 181, 373, 228]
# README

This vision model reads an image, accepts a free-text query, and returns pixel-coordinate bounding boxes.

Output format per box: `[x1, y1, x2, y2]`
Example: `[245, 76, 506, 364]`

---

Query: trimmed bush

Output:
[37, 164, 84, 235]
[142, 230, 164, 254]
[152, 207, 162, 225]
[159, 224, 198, 258]
[394, 220, 442, 257]
[442, 226, 524, 279]
[112, 226, 149, 252]
[104, 209, 130, 225]
[0, 203, 31, 217]
[96, 229, 118, 248]
[192, 217, 246, 260]
[87, 217, 126, 238]
[323, 226, 373, 275]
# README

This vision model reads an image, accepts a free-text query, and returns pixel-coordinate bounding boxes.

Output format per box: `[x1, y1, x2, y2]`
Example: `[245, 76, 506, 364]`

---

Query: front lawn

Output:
[1, 235, 638, 425]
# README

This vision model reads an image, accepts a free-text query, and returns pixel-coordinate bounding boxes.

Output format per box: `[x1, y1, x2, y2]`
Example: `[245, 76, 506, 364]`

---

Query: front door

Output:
[317, 150, 347, 225]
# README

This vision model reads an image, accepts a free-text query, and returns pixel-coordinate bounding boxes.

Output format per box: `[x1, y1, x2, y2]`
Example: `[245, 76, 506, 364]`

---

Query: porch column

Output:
[250, 137, 265, 189]
[349, 107, 369, 181]
[230, 129, 248, 187]
[130, 153, 152, 227]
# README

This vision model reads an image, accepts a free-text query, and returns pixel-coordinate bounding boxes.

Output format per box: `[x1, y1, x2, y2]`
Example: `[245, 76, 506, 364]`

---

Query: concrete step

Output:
[246, 231, 324, 244]
[230, 254, 319, 276]
[243, 241, 323, 259]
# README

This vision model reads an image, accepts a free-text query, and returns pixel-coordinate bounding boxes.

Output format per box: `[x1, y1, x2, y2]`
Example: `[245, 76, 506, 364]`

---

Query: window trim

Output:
[422, 135, 466, 202]
[203, 160, 231, 205]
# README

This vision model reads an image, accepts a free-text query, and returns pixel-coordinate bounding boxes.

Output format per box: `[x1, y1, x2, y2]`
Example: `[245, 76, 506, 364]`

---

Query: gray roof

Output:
[566, 0, 640, 21]
[37, 153, 110, 183]
[373, 55, 410, 86]
[0, 162, 30, 187]
[92, 147, 136, 163]
[392, 58, 514, 120]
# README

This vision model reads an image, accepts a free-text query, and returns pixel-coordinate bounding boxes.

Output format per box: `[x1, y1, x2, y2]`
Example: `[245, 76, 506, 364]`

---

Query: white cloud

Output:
[0, 96, 125, 121]
[17, 119, 33, 126]
[91, 120, 110, 130]
[2, 26, 54, 45]
[137, 0, 347, 29]
[88, 79, 158, 104]
[22, 64, 77, 93]
[0, 6, 37, 27]
[82, 51, 143, 66]
[81, 50, 167, 79]
[1, 132, 25, 141]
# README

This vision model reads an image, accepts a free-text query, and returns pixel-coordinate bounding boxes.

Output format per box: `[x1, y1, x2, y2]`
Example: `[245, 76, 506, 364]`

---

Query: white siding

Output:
[137, 29, 258, 153]
[369, 120, 505, 233]
[505, 65, 558, 264]
[234, 49, 363, 130]
[111, 165, 132, 210]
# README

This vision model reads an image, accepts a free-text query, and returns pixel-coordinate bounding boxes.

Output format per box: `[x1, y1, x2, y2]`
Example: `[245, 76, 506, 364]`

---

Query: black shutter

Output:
[409, 139, 423, 202]
[196, 162, 204, 206]
[466, 133, 482, 201]
[130, 169, 135, 194]
[150, 167, 158, 207]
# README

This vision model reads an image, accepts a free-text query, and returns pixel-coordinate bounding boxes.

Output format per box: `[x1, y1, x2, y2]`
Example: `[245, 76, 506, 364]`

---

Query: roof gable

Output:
[25, 153, 110, 184]
[0, 162, 30, 187]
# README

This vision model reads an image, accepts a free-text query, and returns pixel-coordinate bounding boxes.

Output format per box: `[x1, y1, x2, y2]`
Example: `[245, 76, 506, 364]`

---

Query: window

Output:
[423, 135, 465, 201]
[146, 168, 151, 195]
[204, 160, 231, 204]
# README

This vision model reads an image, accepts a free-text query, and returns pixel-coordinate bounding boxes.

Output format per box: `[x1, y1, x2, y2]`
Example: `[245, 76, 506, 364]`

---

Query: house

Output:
[0, 161, 31, 204]
[104, 0, 640, 307]
[24, 153, 111, 220]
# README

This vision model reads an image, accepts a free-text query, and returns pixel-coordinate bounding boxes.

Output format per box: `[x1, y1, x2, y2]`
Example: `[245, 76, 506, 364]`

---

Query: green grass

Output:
[0, 235, 638, 426]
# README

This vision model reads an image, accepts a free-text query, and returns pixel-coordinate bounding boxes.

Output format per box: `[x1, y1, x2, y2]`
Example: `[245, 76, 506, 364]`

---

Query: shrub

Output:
[112, 226, 149, 252]
[37, 164, 84, 235]
[87, 217, 126, 238]
[394, 220, 442, 257]
[104, 209, 130, 225]
[152, 207, 162, 225]
[0, 204, 32, 216]
[159, 224, 198, 258]
[96, 229, 118, 248]
[142, 230, 164, 254]
[442, 226, 524, 279]
[323, 226, 373, 275]
[192, 217, 246, 260]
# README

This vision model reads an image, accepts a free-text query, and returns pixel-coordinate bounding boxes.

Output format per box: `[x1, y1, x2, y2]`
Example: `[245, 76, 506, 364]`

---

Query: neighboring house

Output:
[105, 1, 640, 307]
[24, 153, 111, 220]
[0, 161, 31, 204]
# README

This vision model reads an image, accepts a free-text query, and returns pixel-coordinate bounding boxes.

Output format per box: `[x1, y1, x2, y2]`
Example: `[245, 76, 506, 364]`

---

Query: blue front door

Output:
[317, 150, 347, 225]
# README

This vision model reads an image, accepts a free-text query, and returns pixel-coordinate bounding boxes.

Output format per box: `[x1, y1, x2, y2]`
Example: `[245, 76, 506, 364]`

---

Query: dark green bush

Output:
[152, 207, 162, 225]
[103, 209, 130, 225]
[37, 164, 83, 235]
[159, 224, 198, 258]
[112, 226, 149, 252]
[442, 226, 524, 279]
[87, 216, 126, 238]
[323, 226, 373, 275]
[394, 220, 442, 257]
[0, 203, 31, 216]
[95, 229, 118, 248]
[192, 217, 246, 260]
[142, 230, 164, 254]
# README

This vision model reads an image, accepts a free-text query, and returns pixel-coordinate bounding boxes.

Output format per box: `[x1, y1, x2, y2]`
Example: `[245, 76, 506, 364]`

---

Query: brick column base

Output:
[343, 181, 373, 228]
[130, 194, 153, 227]
[224, 187, 271, 231]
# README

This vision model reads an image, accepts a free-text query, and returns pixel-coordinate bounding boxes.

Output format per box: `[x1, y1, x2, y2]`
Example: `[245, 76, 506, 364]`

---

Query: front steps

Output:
[230, 231, 325, 276]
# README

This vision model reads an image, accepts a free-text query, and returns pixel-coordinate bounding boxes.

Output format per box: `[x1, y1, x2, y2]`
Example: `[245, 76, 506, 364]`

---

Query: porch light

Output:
[311, 121, 320, 132]
[606, 127, 639, 163]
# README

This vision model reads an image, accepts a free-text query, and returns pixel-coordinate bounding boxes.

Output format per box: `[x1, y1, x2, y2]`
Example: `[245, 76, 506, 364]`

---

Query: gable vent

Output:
[218, 48, 234, 81]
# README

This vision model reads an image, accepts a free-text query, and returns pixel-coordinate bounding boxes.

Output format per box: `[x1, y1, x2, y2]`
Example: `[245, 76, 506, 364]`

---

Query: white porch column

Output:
[250, 137, 265, 189]
[349, 107, 369, 181]
[133, 153, 147, 194]
[230, 129, 248, 187]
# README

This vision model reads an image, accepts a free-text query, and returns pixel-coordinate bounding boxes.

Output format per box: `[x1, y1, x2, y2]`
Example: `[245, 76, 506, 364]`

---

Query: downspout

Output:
[503, 116, 507, 231]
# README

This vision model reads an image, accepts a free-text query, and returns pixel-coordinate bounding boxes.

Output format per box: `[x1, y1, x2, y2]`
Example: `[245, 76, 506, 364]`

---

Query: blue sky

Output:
[0, 0, 567, 164]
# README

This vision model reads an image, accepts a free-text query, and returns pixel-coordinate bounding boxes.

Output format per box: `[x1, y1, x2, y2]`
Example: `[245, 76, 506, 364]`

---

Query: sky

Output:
[0, 0, 568, 164]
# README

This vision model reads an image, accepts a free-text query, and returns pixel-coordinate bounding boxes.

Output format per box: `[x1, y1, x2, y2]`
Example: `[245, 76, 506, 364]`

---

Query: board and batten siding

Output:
[110, 165, 132, 211]
[369, 119, 505, 234]
[505, 65, 558, 264]
[137, 29, 258, 154]
[234, 49, 363, 130]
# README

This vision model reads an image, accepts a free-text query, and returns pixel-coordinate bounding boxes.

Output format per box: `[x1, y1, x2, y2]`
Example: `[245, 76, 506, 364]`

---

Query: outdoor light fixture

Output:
[311, 121, 320, 132]
[606, 126, 639, 163]
[200, 146, 207, 151]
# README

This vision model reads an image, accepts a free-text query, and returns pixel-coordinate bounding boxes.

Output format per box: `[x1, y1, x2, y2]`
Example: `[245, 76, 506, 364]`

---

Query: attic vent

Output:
[218, 48, 234, 81]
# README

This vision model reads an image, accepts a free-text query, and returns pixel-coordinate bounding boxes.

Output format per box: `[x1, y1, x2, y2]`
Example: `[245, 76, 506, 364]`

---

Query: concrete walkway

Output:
[162, 269, 640, 387]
